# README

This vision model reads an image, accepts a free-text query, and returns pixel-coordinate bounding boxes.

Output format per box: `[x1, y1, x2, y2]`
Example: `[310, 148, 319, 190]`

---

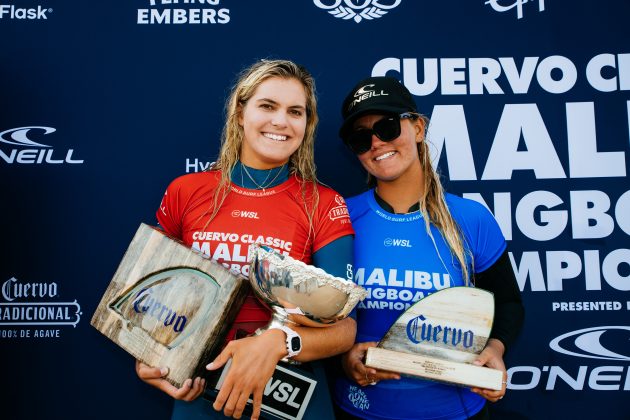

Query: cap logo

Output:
[348, 83, 389, 110]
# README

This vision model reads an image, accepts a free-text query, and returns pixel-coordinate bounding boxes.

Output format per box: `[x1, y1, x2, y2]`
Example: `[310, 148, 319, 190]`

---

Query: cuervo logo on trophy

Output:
[92, 225, 367, 420]
[91, 224, 250, 388]
[364, 287, 504, 391]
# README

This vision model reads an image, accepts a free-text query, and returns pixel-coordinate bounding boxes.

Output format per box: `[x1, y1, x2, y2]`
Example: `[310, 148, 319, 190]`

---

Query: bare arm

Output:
[207, 315, 356, 419]
[292, 316, 356, 362]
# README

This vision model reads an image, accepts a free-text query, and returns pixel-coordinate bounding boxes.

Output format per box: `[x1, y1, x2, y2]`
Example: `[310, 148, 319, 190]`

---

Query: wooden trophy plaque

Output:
[365, 287, 503, 390]
[91, 223, 250, 388]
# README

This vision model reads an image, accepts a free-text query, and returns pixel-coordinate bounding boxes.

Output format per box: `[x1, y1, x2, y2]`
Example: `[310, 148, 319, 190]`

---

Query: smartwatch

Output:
[269, 325, 302, 361]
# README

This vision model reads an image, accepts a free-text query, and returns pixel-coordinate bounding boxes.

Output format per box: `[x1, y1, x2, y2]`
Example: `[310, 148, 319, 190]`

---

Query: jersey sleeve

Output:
[155, 177, 185, 239]
[312, 234, 354, 279]
[474, 250, 525, 351]
[155, 172, 218, 240]
[452, 197, 507, 273]
[311, 186, 355, 253]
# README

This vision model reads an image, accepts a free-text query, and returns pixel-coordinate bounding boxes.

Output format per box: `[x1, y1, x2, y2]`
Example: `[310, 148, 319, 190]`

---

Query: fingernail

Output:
[206, 362, 214, 369]
[160, 367, 169, 376]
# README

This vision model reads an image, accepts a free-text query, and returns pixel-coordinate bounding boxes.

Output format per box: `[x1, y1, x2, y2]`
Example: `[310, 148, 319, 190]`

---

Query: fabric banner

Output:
[1, 1, 628, 418]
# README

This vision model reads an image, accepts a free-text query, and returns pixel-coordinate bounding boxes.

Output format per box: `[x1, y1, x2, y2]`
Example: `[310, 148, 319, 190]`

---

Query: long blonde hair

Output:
[202, 59, 321, 250]
[369, 115, 473, 285]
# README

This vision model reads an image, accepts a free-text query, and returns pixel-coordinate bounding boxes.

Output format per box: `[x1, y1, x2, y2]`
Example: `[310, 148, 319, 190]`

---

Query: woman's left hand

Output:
[206, 329, 286, 420]
[470, 338, 507, 403]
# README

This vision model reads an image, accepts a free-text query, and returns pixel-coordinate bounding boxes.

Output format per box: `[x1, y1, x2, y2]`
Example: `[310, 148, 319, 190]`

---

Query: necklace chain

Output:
[241, 164, 286, 191]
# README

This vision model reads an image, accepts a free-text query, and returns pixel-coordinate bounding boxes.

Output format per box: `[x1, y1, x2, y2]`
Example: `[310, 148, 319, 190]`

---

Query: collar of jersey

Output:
[373, 190, 420, 213]
[368, 188, 423, 222]
[230, 174, 297, 197]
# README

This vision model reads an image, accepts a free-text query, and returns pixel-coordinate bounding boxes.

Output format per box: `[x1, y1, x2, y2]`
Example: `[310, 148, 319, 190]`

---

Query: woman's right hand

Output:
[206, 329, 287, 420]
[135, 360, 205, 401]
[341, 342, 401, 386]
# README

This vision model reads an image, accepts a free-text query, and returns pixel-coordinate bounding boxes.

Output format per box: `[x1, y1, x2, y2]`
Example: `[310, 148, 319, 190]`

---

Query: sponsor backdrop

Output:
[1, 0, 628, 419]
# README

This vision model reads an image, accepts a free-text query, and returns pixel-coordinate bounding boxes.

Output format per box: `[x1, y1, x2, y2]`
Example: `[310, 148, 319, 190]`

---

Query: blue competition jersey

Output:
[335, 190, 506, 420]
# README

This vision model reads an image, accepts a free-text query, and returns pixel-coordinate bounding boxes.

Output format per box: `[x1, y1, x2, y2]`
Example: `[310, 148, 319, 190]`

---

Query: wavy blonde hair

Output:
[202, 59, 320, 250]
[369, 115, 473, 285]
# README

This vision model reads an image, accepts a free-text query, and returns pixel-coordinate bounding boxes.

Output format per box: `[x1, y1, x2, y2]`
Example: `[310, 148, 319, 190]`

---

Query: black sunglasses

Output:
[343, 113, 416, 155]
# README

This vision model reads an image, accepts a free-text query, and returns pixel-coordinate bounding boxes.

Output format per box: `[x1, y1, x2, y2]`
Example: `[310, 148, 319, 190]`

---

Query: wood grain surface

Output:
[91, 224, 250, 387]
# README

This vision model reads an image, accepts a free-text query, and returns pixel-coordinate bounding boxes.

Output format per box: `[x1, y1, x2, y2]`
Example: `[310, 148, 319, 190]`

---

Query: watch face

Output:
[289, 336, 301, 352]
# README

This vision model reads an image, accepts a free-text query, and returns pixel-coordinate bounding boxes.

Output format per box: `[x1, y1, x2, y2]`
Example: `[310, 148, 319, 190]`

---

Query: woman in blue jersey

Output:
[333, 76, 524, 420]
[135, 59, 356, 420]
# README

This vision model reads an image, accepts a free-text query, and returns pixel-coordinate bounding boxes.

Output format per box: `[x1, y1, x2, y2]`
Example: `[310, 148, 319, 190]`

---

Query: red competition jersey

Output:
[156, 170, 354, 340]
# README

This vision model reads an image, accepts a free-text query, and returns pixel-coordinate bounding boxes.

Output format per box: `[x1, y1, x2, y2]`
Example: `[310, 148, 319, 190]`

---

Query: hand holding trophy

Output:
[364, 287, 503, 391]
[92, 225, 367, 420]
[210, 243, 367, 419]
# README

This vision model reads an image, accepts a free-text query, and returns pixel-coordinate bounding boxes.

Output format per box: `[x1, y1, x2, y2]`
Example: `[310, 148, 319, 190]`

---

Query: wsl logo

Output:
[313, 0, 402, 24]
[0, 126, 84, 165]
[231, 209, 260, 219]
[485, 0, 546, 20]
[383, 238, 412, 247]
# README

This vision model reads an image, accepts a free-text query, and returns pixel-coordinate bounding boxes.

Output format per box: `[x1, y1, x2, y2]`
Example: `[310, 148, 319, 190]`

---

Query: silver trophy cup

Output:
[212, 244, 367, 420]
[248, 244, 367, 330]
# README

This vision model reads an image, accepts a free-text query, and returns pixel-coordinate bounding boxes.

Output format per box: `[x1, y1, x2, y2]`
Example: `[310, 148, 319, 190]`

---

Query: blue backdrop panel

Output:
[1, 1, 628, 419]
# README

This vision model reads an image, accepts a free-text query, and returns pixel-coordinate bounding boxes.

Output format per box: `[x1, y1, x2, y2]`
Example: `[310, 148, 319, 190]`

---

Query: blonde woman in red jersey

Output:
[136, 60, 356, 420]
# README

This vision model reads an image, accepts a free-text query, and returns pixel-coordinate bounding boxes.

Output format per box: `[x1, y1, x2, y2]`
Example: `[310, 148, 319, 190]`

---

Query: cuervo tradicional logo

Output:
[0, 277, 82, 338]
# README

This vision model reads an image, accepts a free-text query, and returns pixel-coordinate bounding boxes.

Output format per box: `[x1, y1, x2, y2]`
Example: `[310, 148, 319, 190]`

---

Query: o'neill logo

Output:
[347, 84, 389, 111]
[0, 126, 84, 165]
[313, 0, 402, 24]
[506, 326, 630, 391]
[549, 326, 630, 361]
[485, 0, 546, 20]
